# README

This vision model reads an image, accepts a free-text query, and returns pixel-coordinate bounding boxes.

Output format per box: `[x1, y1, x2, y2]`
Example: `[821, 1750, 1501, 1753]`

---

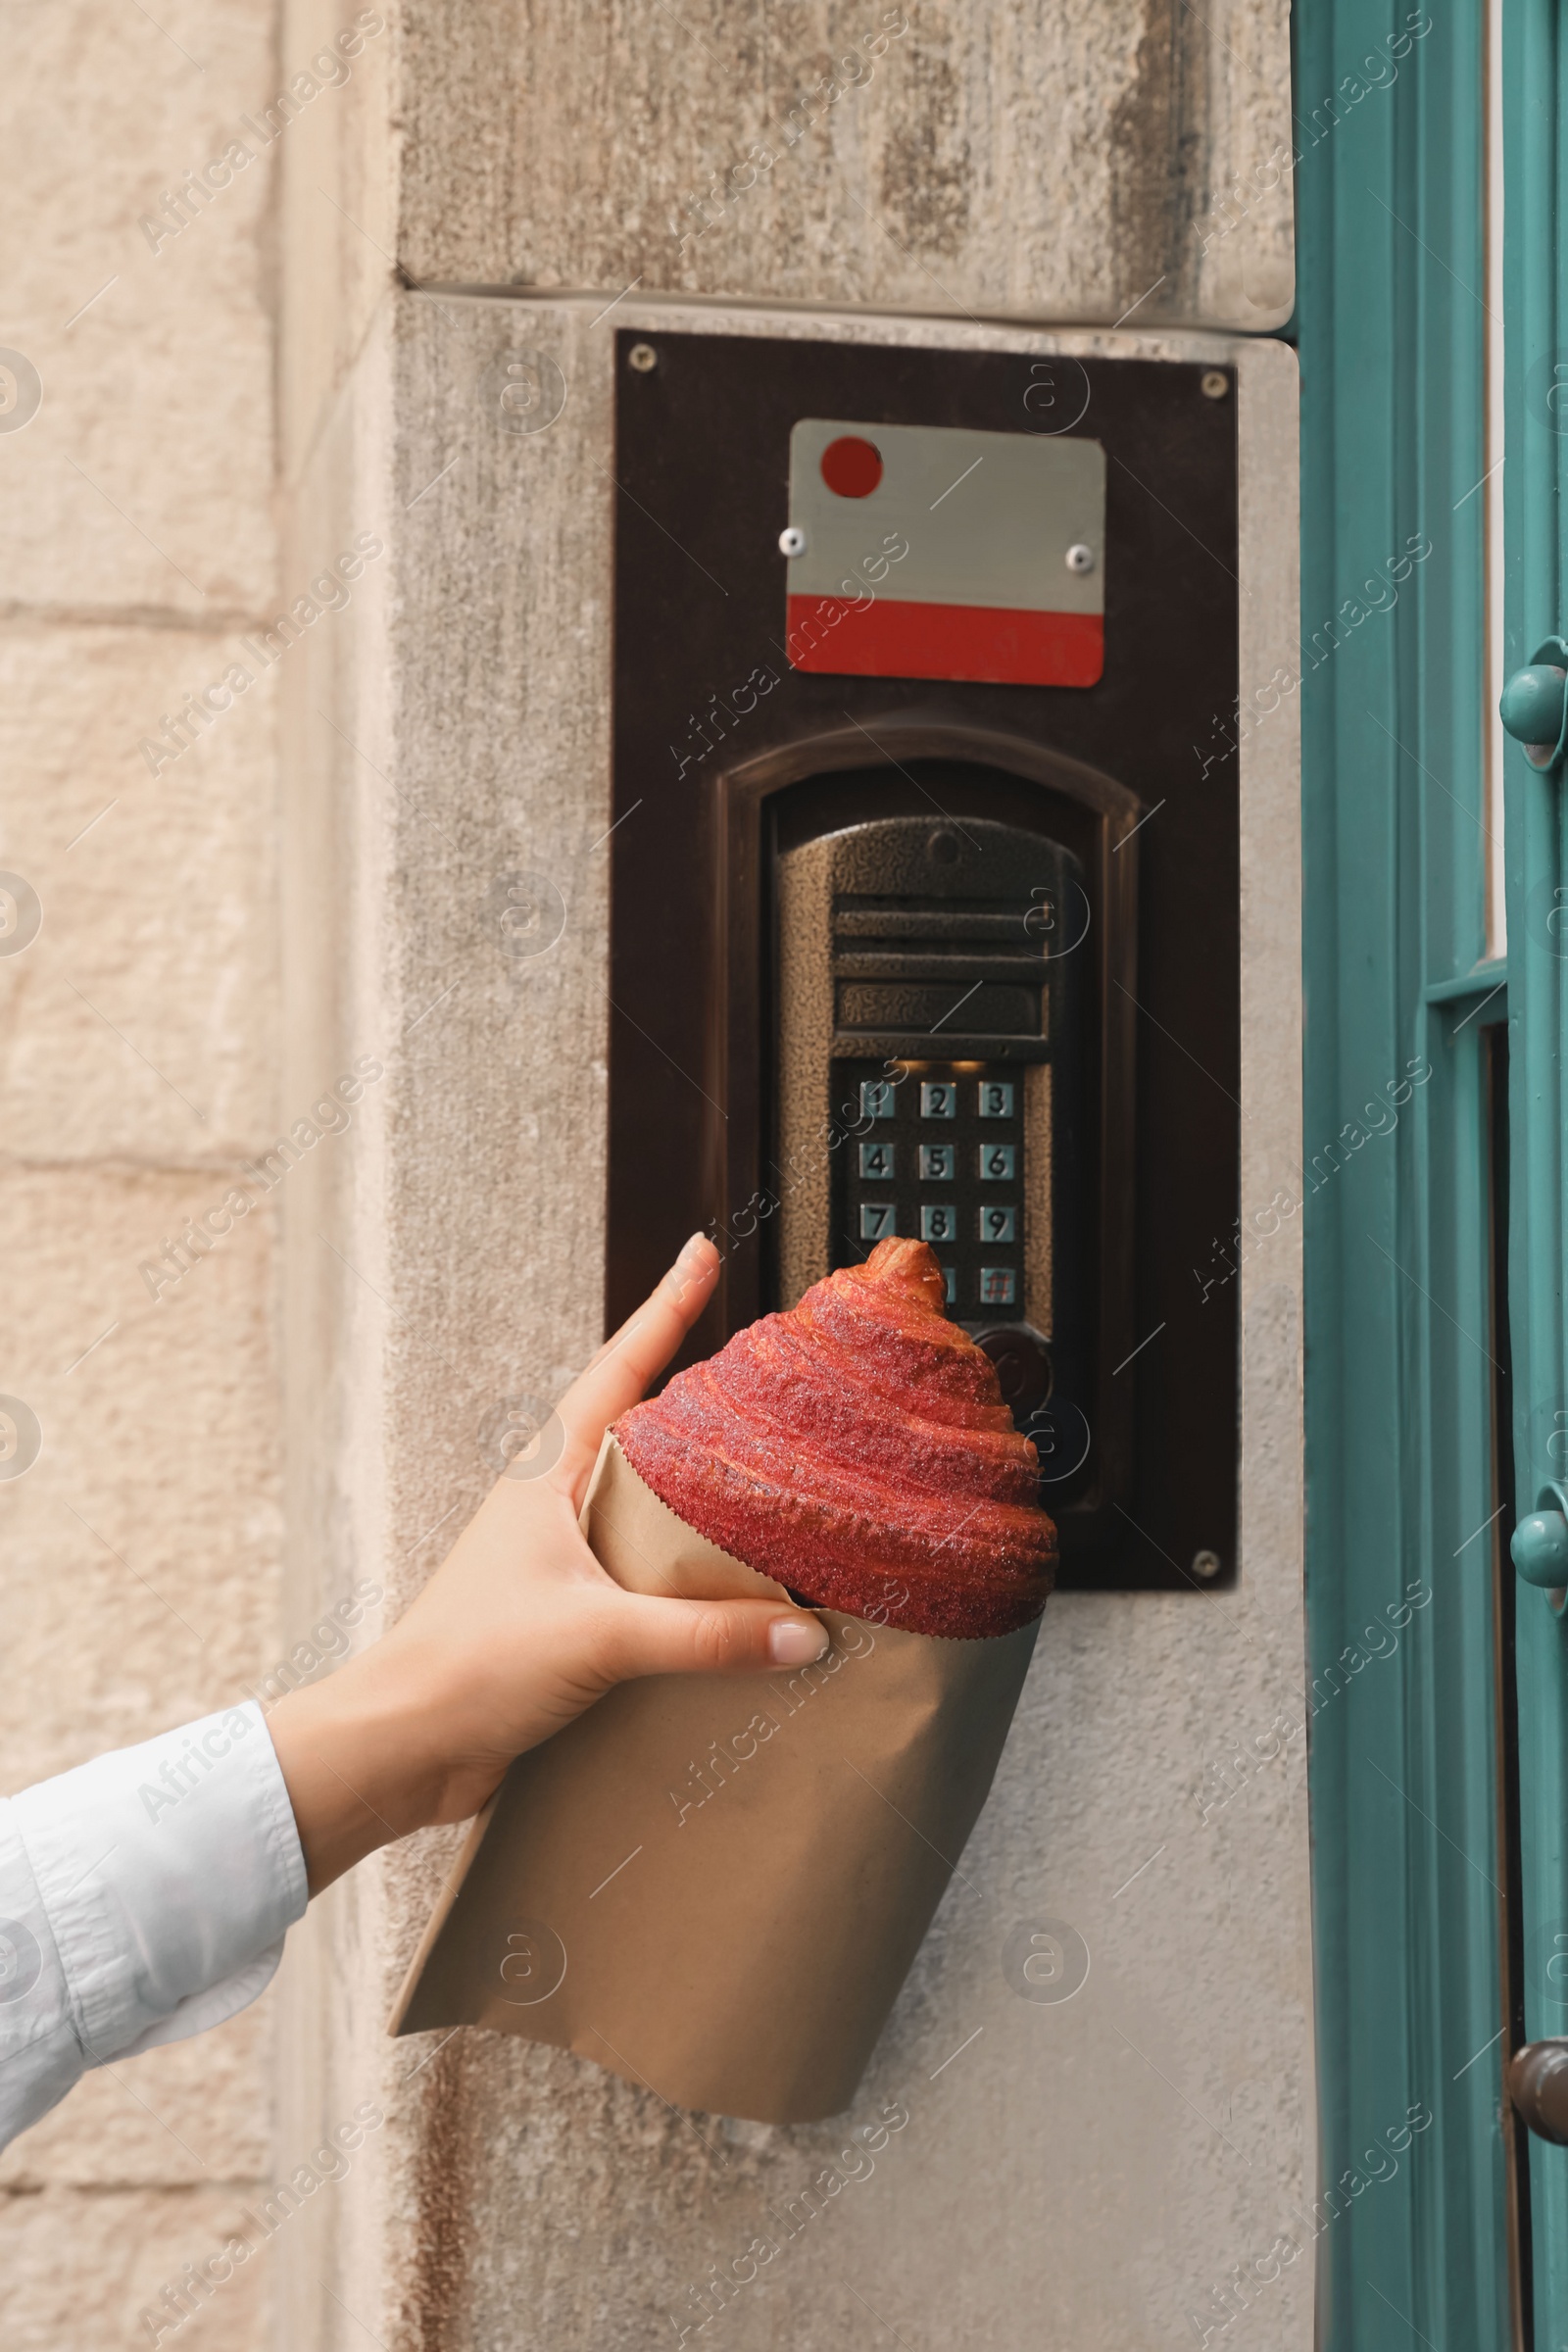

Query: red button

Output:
[820, 435, 884, 499]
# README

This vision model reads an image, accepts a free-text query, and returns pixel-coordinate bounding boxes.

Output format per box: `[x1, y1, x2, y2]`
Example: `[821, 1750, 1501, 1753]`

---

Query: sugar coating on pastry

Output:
[615, 1237, 1056, 1638]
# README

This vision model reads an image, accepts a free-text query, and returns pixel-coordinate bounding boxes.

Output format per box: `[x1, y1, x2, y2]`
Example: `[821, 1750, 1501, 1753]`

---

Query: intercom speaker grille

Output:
[832, 899, 1052, 1041]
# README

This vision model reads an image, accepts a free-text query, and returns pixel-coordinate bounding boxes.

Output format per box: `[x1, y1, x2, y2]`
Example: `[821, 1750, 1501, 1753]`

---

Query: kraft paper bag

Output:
[389, 1434, 1041, 2123]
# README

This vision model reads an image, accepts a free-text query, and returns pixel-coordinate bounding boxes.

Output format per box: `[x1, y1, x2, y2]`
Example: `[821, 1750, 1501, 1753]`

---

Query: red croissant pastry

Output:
[615, 1237, 1056, 1639]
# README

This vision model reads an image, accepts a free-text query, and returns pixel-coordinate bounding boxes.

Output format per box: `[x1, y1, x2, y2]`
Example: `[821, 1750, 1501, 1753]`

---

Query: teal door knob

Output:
[1500, 639, 1568, 769]
[1512, 1483, 1568, 1587]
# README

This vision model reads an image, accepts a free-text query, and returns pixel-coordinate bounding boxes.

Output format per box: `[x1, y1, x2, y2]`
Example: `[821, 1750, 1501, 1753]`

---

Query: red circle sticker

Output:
[819, 435, 884, 498]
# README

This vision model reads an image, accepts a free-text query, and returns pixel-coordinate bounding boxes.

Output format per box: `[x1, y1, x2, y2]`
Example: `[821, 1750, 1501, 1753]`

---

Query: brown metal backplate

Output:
[609, 330, 1239, 1592]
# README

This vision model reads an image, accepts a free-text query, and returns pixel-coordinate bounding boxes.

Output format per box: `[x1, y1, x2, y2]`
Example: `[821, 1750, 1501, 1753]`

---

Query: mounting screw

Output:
[1191, 1548, 1223, 1580]
[1065, 542, 1095, 574]
[627, 343, 658, 373]
[778, 524, 808, 558]
[1200, 369, 1230, 401]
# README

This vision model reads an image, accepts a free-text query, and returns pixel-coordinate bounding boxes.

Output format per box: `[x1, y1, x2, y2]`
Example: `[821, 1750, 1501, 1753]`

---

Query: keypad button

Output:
[832, 1058, 1033, 1306]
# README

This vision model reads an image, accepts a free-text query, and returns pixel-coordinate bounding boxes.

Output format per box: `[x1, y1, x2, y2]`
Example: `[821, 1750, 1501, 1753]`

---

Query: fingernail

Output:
[769, 1616, 829, 1666]
[666, 1233, 713, 1298]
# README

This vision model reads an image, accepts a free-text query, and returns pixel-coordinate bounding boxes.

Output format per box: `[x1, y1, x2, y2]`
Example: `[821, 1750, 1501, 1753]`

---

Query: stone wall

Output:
[284, 289, 1310, 2352]
[395, 1, 1294, 327]
[1, 0, 291, 2343]
[274, 7, 1305, 2347]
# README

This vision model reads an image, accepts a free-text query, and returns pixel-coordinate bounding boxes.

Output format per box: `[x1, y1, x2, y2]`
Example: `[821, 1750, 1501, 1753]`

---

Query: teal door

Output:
[1502, 2, 1568, 2334]
[1297, 0, 1549, 2341]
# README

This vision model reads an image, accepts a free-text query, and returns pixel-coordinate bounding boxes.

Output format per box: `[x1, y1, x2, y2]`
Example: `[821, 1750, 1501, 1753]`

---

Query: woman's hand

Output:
[269, 1236, 827, 1891]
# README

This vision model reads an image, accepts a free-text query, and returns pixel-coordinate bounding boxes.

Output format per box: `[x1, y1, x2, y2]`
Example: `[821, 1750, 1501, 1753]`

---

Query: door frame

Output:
[1502, 0, 1568, 2330]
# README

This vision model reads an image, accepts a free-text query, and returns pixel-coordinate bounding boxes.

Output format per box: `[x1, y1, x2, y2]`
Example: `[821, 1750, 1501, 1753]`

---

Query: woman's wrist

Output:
[267, 1642, 457, 1893]
[259, 1237, 825, 1900]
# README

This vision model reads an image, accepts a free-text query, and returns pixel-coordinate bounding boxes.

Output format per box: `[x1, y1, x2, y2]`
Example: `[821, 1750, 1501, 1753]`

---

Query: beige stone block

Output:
[0, 0, 280, 617]
[0, 2184, 271, 2351]
[277, 0, 399, 486]
[0, 1168, 283, 1793]
[0, 624, 279, 1164]
[393, 0, 1293, 329]
[0, 1996, 271, 2191]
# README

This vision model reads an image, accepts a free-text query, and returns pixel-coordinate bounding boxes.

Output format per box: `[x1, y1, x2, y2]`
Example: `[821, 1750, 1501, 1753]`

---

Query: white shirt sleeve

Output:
[0, 1701, 308, 2151]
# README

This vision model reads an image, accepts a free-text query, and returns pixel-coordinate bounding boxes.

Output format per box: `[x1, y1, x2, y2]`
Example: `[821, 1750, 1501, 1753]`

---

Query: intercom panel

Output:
[608, 330, 1240, 1590]
[772, 808, 1100, 1494]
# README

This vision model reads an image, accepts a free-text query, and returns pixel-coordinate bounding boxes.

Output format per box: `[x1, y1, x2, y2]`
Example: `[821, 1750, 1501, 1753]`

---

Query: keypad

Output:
[832, 1058, 1025, 1318]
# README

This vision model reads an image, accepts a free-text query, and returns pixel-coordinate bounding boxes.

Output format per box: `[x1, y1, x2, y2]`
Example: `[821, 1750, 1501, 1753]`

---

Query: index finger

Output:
[556, 1234, 719, 1483]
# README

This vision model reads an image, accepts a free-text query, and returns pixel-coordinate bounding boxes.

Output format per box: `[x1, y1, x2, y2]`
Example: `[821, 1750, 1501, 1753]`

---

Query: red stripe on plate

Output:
[786, 595, 1104, 687]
